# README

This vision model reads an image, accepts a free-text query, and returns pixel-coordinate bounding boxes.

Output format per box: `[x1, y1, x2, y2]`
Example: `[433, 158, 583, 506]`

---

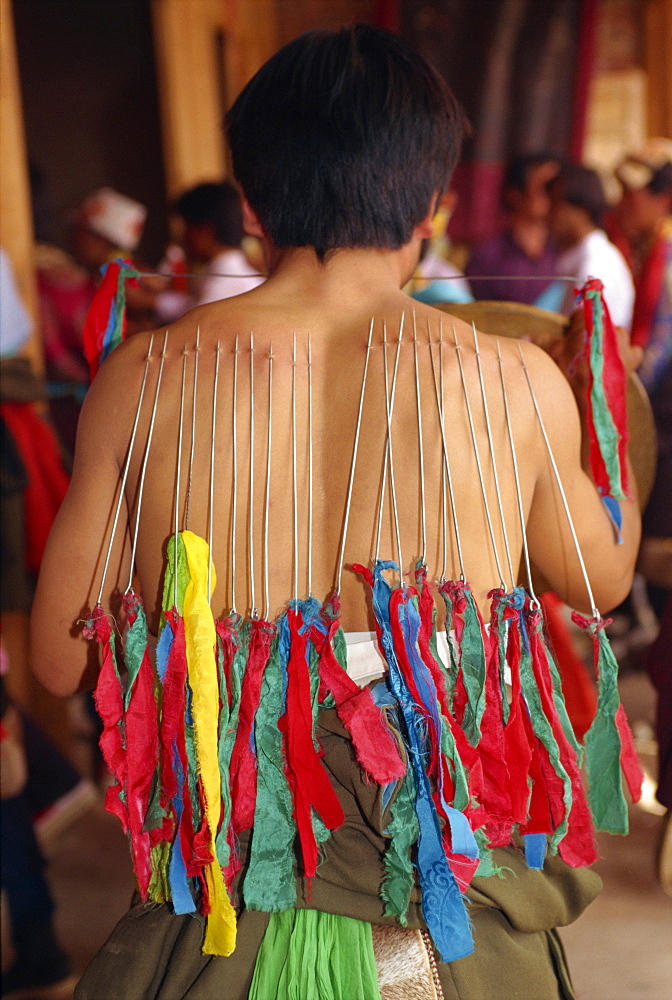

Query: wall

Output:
[13, 0, 169, 263]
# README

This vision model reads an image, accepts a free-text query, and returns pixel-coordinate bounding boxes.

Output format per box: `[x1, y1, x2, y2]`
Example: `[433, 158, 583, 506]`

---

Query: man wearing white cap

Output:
[73, 187, 147, 270]
[37, 187, 157, 457]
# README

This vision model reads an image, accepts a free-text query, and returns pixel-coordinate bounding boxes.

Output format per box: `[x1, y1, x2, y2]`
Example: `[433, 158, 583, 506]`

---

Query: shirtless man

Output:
[31, 25, 640, 1000]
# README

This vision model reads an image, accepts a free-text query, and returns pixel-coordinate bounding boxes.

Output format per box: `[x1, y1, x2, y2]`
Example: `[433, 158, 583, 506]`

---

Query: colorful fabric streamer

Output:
[572, 612, 643, 834]
[82, 258, 139, 379]
[86, 521, 640, 966]
[576, 278, 630, 523]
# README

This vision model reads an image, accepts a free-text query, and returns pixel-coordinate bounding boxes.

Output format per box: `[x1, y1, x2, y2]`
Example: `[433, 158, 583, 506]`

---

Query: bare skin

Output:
[30, 218, 640, 698]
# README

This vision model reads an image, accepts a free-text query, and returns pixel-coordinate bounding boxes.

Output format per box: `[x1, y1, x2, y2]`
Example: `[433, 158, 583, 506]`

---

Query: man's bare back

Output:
[31, 247, 639, 696]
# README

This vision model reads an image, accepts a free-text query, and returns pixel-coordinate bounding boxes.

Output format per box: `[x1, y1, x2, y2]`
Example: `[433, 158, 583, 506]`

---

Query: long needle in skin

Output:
[172, 337, 188, 610]
[471, 324, 515, 589]
[263, 345, 273, 621]
[439, 330, 448, 581]
[127, 330, 170, 594]
[374, 314, 404, 564]
[413, 312, 427, 566]
[517, 343, 599, 618]
[382, 322, 403, 581]
[292, 333, 298, 604]
[96, 333, 155, 607]
[185, 326, 200, 530]
[230, 336, 239, 614]
[249, 333, 256, 618]
[307, 333, 313, 598]
[427, 321, 465, 582]
[452, 324, 506, 591]
[207, 341, 221, 605]
[496, 340, 537, 603]
[335, 318, 374, 594]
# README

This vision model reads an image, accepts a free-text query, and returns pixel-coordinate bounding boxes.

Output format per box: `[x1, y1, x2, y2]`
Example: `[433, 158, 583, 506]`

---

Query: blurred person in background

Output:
[1, 649, 78, 1000]
[1, 252, 81, 1000]
[157, 181, 264, 322]
[37, 187, 159, 459]
[547, 162, 634, 330]
[612, 141, 672, 855]
[465, 153, 560, 307]
[613, 139, 672, 390]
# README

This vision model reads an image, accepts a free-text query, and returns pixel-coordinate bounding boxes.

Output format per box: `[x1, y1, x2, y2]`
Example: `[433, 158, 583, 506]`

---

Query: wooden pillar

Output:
[1, 1, 74, 758]
[151, 0, 279, 200]
[0, 0, 41, 371]
[645, 0, 672, 137]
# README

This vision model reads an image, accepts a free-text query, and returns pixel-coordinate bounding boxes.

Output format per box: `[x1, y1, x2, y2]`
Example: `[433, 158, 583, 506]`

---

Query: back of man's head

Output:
[226, 24, 465, 260]
[175, 182, 245, 249]
[552, 163, 607, 229]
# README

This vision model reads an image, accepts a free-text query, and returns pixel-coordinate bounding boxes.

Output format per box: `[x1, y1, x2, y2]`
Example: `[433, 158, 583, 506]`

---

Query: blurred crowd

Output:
[1, 140, 671, 999]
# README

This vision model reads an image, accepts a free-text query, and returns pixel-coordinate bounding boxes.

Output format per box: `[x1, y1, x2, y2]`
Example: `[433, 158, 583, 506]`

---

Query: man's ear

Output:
[413, 193, 440, 241]
[242, 197, 265, 238]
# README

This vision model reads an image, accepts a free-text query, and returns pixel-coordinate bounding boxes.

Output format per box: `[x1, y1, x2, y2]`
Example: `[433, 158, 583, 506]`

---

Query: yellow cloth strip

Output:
[182, 530, 237, 956]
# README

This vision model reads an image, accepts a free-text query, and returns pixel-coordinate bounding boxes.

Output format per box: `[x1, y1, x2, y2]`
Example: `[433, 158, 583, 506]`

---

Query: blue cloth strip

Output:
[371, 562, 473, 963]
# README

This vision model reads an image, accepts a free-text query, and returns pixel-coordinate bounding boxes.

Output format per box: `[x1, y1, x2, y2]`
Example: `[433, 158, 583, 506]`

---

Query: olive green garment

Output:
[76, 708, 601, 1000]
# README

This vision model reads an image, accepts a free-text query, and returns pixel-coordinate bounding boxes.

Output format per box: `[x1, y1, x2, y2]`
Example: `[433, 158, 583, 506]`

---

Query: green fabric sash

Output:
[248, 909, 381, 1000]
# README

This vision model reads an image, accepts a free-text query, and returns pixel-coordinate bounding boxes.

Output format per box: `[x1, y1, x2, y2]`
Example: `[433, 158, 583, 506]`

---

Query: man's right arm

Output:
[522, 343, 640, 614]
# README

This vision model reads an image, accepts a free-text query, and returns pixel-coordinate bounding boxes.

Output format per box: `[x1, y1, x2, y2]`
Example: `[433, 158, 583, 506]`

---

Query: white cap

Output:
[78, 187, 147, 251]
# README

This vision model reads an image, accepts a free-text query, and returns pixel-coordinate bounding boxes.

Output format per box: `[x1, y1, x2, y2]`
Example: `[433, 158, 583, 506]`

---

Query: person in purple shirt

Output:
[466, 153, 561, 306]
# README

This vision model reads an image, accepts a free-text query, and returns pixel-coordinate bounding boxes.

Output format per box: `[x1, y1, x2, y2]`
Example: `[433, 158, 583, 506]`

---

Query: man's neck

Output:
[263, 243, 421, 303]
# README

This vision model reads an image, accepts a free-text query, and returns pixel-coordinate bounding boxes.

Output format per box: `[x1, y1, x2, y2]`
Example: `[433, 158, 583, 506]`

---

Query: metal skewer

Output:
[249, 333, 257, 618]
[96, 333, 155, 606]
[263, 345, 273, 621]
[412, 312, 427, 566]
[207, 341, 221, 605]
[471, 324, 515, 589]
[292, 333, 298, 604]
[126, 330, 170, 593]
[518, 343, 599, 618]
[184, 326, 200, 529]
[496, 341, 537, 603]
[452, 324, 506, 592]
[172, 337, 188, 611]
[374, 315, 404, 563]
[382, 322, 403, 580]
[335, 318, 374, 593]
[230, 336, 239, 614]
[307, 333, 313, 598]
[427, 320, 466, 582]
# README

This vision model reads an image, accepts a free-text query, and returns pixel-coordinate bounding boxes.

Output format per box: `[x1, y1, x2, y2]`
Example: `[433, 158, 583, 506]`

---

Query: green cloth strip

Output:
[161, 534, 189, 622]
[381, 763, 418, 923]
[460, 589, 488, 745]
[242, 628, 297, 911]
[587, 289, 626, 500]
[583, 627, 629, 834]
[518, 630, 572, 853]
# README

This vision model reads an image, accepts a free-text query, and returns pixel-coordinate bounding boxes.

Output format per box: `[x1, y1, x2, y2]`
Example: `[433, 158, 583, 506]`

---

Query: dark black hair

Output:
[174, 181, 245, 247]
[503, 152, 558, 194]
[552, 163, 607, 228]
[225, 24, 465, 260]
